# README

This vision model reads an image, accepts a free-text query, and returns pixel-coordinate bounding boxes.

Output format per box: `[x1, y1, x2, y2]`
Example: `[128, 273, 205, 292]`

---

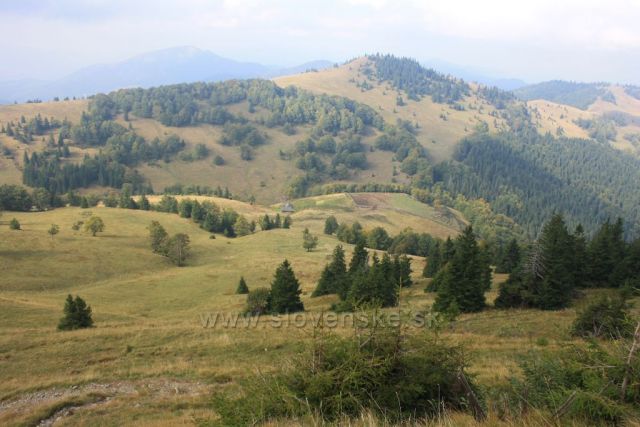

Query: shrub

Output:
[213, 310, 478, 424]
[571, 296, 634, 339]
[511, 343, 639, 424]
[245, 287, 271, 315]
[9, 218, 20, 230]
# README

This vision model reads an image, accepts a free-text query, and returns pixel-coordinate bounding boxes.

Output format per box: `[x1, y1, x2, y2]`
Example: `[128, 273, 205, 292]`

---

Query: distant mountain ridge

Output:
[0, 46, 334, 104]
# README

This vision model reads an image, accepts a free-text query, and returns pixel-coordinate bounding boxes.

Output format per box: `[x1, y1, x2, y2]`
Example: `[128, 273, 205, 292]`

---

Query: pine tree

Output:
[138, 194, 150, 211]
[259, 214, 272, 231]
[442, 237, 455, 263]
[312, 245, 348, 297]
[348, 241, 368, 276]
[534, 214, 575, 309]
[58, 295, 93, 330]
[433, 226, 486, 313]
[324, 215, 339, 235]
[269, 260, 304, 313]
[496, 238, 520, 274]
[236, 276, 249, 294]
[282, 216, 292, 229]
[423, 241, 442, 278]
[572, 224, 588, 288]
[479, 245, 493, 292]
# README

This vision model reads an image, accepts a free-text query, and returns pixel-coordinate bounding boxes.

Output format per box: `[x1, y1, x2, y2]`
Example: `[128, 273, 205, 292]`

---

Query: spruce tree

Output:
[423, 241, 441, 278]
[496, 238, 520, 274]
[269, 260, 304, 313]
[442, 237, 455, 263]
[348, 241, 368, 275]
[479, 246, 493, 292]
[572, 224, 588, 288]
[433, 226, 486, 313]
[534, 214, 575, 309]
[324, 215, 339, 235]
[236, 276, 249, 294]
[58, 295, 93, 330]
[312, 245, 348, 297]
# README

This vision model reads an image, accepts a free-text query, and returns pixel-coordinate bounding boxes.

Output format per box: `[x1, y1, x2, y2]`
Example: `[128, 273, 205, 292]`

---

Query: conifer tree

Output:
[348, 241, 368, 276]
[433, 226, 486, 313]
[236, 276, 249, 294]
[282, 216, 292, 229]
[138, 194, 150, 211]
[423, 241, 442, 278]
[269, 260, 304, 313]
[534, 214, 575, 309]
[312, 245, 348, 297]
[496, 238, 520, 274]
[58, 295, 93, 330]
[572, 224, 588, 288]
[324, 215, 339, 235]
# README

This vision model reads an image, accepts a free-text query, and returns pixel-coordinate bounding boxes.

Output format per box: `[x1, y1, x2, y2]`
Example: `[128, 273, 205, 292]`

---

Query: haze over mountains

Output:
[0, 47, 334, 104]
[0, 46, 536, 104]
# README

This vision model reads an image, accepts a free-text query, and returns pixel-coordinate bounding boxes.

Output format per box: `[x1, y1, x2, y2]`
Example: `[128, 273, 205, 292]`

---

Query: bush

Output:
[213, 310, 477, 424]
[511, 343, 639, 424]
[571, 296, 634, 339]
[213, 155, 225, 166]
[245, 287, 271, 315]
[9, 218, 20, 230]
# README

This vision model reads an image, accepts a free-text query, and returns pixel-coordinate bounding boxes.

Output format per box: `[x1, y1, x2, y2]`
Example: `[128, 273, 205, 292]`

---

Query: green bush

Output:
[511, 343, 639, 424]
[213, 310, 477, 424]
[9, 218, 20, 230]
[245, 287, 270, 315]
[571, 296, 634, 339]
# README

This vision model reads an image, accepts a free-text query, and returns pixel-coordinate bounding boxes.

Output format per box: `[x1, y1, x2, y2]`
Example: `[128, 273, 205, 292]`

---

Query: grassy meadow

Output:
[0, 195, 637, 426]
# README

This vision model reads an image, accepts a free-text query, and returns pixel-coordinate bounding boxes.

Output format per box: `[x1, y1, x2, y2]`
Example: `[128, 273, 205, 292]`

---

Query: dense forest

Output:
[367, 54, 470, 103]
[513, 80, 614, 109]
[434, 131, 640, 237]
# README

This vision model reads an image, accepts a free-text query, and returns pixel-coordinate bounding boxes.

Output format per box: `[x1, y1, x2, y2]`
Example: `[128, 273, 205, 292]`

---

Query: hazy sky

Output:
[1, 0, 640, 84]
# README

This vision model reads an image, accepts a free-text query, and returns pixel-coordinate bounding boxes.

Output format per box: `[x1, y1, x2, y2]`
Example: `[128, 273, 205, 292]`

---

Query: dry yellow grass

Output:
[274, 58, 506, 162]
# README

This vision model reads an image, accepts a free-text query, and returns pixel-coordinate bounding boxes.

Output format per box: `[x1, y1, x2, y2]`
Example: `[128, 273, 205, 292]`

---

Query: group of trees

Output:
[1, 114, 62, 144]
[147, 221, 191, 266]
[312, 243, 412, 309]
[326, 217, 441, 258]
[244, 260, 304, 315]
[495, 215, 640, 310]
[436, 131, 640, 237]
[425, 226, 491, 314]
[104, 79, 384, 136]
[258, 213, 291, 231]
[368, 54, 469, 103]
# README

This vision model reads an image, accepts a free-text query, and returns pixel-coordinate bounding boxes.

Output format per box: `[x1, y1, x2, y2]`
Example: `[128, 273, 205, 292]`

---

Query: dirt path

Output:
[0, 379, 209, 426]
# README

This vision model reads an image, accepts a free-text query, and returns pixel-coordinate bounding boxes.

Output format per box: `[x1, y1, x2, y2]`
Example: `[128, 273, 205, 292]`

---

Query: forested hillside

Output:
[3, 54, 640, 239]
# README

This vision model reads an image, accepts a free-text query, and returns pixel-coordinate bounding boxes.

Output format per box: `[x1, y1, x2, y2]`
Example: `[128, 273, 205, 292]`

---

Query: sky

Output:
[1, 0, 640, 84]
